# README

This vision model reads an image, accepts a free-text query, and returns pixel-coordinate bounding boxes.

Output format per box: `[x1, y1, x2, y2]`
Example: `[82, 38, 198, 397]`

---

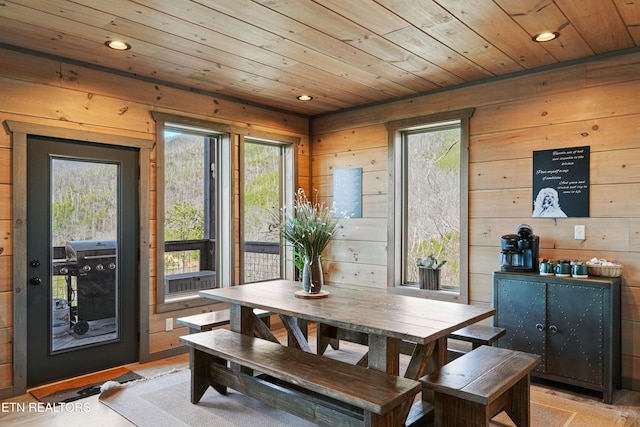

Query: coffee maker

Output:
[500, 224, 540, 272]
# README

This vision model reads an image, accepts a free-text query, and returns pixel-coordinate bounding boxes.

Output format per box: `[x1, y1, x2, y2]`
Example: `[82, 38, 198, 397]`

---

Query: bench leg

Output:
[191, 348, 226, 403]
[434, 394, 489, 427]
[364, 406, 401, 427]
[504, 374, 531, 427]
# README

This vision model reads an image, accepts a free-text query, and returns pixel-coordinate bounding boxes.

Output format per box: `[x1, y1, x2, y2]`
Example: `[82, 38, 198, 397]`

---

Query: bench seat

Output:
[180, 329, 422, 427]
[421, 345, 540, 426]
[447, 324, 505, 349]
[176, 308, 271, 333]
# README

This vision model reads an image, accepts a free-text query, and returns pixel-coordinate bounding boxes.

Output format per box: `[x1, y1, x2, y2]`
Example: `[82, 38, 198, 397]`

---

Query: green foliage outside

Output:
[164, 133, 206, 274]
[244, 143, 280, 242]
[51, 160, 117, 245]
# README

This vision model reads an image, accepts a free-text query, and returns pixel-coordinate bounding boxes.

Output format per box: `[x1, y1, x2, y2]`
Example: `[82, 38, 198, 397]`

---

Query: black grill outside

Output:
[65, 240, 117, 321]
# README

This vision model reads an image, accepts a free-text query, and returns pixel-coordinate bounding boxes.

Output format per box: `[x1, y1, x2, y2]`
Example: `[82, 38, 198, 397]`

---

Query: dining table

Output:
[199, 280, 496, 425]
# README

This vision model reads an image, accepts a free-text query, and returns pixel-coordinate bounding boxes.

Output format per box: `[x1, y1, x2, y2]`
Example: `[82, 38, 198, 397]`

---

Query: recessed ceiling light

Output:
[105, 40, 131, 50]
[297, 95, 313, 101]
[532, 32, 559, 42]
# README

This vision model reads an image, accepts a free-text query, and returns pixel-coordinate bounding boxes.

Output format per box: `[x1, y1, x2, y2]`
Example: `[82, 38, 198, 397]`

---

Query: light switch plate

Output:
[574, 225, 585, 240]
[165, 318, 173, 331]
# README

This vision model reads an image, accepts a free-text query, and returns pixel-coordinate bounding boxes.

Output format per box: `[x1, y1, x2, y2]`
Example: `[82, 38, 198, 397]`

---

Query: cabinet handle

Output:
[535, 323, 545, 331]
[549, 325, 558, 333]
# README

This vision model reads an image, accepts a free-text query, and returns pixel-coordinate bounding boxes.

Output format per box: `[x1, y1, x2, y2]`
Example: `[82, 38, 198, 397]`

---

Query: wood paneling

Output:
[311, 50, 640, 390]
[0, 185, 10, 220]
[0, 293, 11, 328]
[0, 220, 11, 257]
[0, 148, 10, 184]
[0, 1, 638, 116]
[0, 257, 10, 293]
[0, 327, 11, 365]
[322, 260, 387, 288]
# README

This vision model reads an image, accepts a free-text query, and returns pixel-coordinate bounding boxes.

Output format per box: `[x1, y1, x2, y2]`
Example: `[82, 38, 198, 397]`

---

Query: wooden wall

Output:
[311, 51, 640, 391]
[0, 47, 309, 397]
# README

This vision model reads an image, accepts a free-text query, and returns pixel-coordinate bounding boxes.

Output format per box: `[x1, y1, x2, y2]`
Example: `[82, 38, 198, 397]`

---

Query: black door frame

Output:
[7, 121, 153, 396]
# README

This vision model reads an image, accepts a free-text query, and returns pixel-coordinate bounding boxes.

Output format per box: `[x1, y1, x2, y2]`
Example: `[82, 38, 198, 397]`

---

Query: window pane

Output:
[164, 132, 205, 245]
[51, 159, 119, 351]
[405, 125, 460, 290]
[243, 141, 281, 283]
[163, 130, 214, 297]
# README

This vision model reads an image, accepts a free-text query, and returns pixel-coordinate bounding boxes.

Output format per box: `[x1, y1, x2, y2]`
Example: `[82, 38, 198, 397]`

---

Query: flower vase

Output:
[302, 255, 323, 294]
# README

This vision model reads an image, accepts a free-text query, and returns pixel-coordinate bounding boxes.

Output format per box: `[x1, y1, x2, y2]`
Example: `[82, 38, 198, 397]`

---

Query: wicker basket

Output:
[586, 263, 623, 277]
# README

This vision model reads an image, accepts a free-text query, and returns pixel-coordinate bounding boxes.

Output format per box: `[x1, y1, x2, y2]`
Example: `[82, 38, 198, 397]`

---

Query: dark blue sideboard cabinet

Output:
[493, 271, 621, 403]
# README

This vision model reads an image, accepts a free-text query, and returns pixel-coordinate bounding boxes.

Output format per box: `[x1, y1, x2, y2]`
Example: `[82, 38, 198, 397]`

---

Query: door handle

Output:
[548, 325, 558, 334]
[535, 323, 545, 332]
[30, 276, 42, 285]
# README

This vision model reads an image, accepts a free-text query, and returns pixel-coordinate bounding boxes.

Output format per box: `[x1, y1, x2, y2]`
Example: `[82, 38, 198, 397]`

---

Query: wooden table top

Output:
[200, 280, 495, 344]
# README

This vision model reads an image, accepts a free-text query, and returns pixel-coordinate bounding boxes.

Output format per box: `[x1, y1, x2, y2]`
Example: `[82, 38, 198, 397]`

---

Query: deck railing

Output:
[165, 239, 281, 284]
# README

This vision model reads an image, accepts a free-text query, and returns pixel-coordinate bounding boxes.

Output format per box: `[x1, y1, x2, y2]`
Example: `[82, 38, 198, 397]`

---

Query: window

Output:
[152, 113, 233, 312]
[241, 137, 296, 283]
[162, 129, 217, 295]
[387, 109, 473, 302]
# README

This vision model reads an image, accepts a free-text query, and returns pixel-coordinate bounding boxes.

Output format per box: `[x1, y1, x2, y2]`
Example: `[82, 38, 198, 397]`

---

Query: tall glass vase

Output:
[302, 255, 323, 294]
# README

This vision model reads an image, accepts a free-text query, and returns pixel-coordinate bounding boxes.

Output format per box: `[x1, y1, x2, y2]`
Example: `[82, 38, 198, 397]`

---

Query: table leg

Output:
[367, 334, 400, 375]
[316, 323, 340, 355]
[279, 315, 312, 353]
[229, 303, 254, 335]
[421, 337, 447, 405]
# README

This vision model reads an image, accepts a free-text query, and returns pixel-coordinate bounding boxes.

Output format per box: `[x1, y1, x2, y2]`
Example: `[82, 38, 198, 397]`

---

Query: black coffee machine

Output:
[500, 224, 540, 272]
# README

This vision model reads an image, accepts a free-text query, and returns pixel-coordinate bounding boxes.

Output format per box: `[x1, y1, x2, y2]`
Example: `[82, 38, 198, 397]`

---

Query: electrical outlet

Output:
[165, 317, 173, 331]
[574, 225, 585, 240]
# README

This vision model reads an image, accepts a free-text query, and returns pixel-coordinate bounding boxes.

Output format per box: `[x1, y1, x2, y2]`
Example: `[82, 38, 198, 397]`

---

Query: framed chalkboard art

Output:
[532, 146, 590, 218]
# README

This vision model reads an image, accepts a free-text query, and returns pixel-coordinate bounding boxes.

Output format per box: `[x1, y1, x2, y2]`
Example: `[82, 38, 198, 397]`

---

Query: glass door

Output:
[27, 135, 138, 386]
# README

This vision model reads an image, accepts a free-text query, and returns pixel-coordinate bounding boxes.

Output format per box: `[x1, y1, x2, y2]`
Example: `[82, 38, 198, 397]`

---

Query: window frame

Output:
[386, 108, 474, 303]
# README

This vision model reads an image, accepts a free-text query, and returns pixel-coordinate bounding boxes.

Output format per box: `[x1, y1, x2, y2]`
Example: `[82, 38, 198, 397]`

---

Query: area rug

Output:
[100, 369, 634, 427]
[99, 368, 318, 427]
[100, 368, 633, 427]
[30, 366, 143, 404]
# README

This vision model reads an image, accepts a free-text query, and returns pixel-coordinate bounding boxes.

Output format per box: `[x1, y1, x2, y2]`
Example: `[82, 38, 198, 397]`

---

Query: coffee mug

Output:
[539, 261, 554, 275]
[554, 261, 571, 276]
[572, 263, 588, 277]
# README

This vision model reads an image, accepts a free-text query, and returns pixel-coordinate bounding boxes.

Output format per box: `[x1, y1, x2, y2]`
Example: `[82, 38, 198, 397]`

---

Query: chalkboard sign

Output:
[333, 168, 362, 218]
[532, 146, 590, 218]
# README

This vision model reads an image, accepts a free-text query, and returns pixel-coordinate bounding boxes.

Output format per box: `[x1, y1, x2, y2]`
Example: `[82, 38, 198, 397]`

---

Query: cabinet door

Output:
[547, 283, 604, 385]
[495, 278, 546, 372]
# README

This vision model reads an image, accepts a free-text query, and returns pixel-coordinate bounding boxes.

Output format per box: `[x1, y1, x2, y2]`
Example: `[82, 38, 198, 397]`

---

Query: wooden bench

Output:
[446, 324, 506, 361]
[180, 329, 422, 427]
[448, 324, 505, 349]
[421, 345, 540, 427]
[176, 308, 271, 334]
[317, 323, 505, 361]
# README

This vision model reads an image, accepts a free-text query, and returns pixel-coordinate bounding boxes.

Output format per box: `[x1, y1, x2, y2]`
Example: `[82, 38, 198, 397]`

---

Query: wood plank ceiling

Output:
[0, 0, 639, 116]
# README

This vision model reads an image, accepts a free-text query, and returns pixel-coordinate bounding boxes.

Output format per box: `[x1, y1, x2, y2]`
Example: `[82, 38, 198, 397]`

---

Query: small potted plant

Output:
[416, 255, 446, 290]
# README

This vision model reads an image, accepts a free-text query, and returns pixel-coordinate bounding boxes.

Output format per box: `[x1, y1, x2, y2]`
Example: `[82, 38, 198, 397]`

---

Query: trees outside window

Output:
[404, 124, 461, 290]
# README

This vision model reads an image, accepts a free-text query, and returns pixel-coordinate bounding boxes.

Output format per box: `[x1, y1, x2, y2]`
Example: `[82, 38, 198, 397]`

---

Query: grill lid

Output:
[66, 240, 116, 261]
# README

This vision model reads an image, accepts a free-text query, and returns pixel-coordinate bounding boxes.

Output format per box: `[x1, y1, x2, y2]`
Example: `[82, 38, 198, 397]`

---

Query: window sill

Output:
[389, 284, 463, 303]
[156, 293, 227, 314]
